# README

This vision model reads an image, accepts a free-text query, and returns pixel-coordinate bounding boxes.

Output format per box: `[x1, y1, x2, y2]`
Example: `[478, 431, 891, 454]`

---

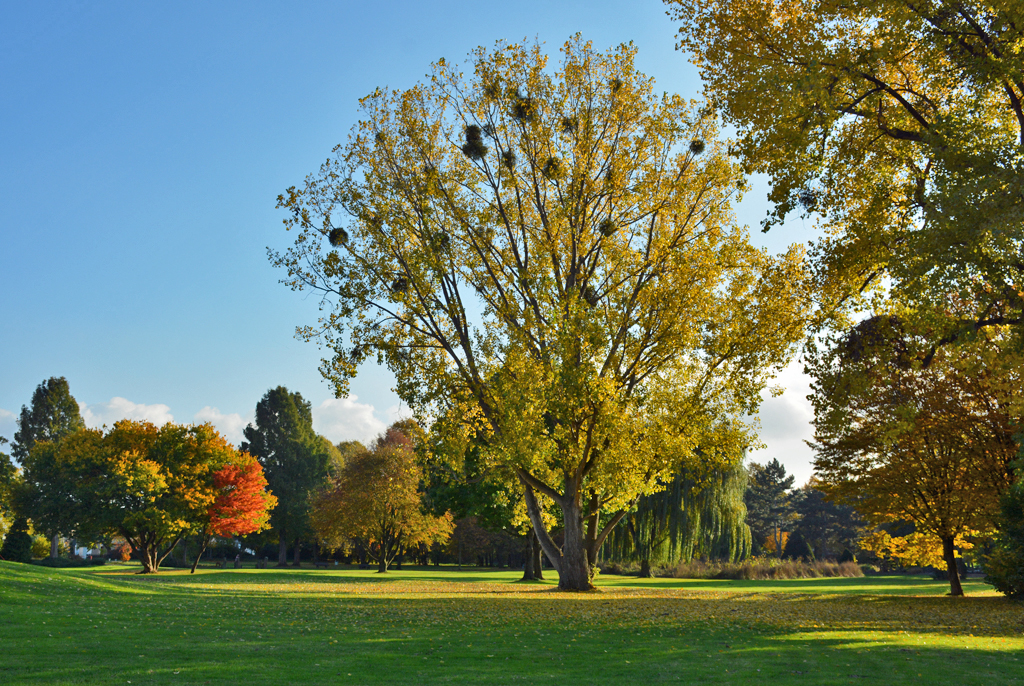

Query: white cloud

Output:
[0, 408, 15, 442]
[749, 360, 816, 486]
[194, 407, 250, 447]
[79, 397, 174, 429]
[312, 395, 393, 446]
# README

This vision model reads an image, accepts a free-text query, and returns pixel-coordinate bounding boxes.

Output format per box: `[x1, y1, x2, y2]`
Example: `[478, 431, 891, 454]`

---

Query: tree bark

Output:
[277, 537, 289, 567]
[50, 534, 59, 559]
[533, 530, 544, 580]
[190, 536, 209, 574]
[943, 536, 965, 597]
[559, 496, 593, 590]
[522, 528, 536, 580]
[639, 559, 653, 578]
[292, 538, 302, 567]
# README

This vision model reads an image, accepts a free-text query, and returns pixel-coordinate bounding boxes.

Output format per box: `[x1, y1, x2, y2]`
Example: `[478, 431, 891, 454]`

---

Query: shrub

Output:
[985, 461, 1024, 597]
[31, 557, 106, 568]
[0, 517, 33, 563]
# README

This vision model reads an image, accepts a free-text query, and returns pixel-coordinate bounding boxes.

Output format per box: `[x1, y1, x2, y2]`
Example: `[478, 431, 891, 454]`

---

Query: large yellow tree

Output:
[669, 0, 1024, 347]
[274, 36, 808, 590]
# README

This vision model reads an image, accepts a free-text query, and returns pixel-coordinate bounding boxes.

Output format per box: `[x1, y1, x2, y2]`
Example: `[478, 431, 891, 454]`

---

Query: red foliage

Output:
[207, 453, 276, 537]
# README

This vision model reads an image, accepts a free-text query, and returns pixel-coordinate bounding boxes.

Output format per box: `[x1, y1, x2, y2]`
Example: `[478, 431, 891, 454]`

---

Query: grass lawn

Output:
[1, 561, 1022, 685]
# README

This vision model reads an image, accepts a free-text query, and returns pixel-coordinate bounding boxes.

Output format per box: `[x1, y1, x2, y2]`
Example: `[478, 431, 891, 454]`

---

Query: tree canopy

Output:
[51, 420, 273, 573]
[807, 315, 1018, 594]
[273, 36, 809, 590]
[12, 377, 84, 463]
[669, 0, 1024, 349]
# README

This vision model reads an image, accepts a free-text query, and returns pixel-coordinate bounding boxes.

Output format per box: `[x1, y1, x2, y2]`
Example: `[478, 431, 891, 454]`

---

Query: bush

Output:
[0, 517, 33, 563]
[31, 557, 106, 568]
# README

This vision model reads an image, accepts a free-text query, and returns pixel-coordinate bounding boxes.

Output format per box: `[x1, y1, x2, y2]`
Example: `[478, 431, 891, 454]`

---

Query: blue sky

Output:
[0, 0, 817, 481]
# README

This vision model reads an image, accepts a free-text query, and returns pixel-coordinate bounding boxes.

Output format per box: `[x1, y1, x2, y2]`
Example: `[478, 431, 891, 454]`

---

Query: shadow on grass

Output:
[3, 584, 1023, 685]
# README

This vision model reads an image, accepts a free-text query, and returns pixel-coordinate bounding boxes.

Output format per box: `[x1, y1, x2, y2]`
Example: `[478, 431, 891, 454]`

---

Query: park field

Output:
[1, 561, 1021, 685]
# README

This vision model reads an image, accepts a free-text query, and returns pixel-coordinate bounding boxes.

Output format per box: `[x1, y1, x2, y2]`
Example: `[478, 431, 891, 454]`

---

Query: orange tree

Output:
[273, 37, 808, 590]
[62, 420, 275, 573]
[807, 315, 1018, 595]
[311, 425, 452, 572]
[189, 451, 277, 573]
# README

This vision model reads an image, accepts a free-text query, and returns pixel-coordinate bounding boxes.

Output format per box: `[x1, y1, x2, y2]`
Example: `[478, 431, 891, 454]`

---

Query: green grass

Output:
[1, 561, 1022, 685]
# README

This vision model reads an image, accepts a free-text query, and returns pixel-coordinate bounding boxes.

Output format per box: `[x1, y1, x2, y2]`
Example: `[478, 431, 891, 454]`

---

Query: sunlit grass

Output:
[1, 561, 1021, 684]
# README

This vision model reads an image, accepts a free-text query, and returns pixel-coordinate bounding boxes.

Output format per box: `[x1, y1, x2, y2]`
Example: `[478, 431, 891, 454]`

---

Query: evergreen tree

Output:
[745, 459, 795, 557]
[241, 387, 332, 567]
[12, 377, 85, 462]
[789, 481, 862, 561]
[14, 377, 85, 558]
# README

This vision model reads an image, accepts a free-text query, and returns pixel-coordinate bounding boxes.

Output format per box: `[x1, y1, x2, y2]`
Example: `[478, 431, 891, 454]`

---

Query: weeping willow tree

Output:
[604, 459, 750, 574]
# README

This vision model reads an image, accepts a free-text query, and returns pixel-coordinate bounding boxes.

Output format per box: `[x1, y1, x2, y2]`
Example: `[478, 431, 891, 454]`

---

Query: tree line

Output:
[4, 0, 1023, 596]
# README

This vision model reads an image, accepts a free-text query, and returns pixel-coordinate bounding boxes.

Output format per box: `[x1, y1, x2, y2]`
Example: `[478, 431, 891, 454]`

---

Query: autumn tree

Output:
[669, 0, 1024, 351]
[273, 37, 808, 590]
[808, 315, 1018, 595]
[311, 425, 452, 572]
[189, 451, 277, 573]
[13, 376, 85, 558]
[241, 387, 333, 567]
[60, 420, 272, 573]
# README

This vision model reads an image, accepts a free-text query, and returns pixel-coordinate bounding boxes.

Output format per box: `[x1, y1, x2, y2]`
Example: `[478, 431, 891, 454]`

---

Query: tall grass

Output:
[667, 558, 863, 580]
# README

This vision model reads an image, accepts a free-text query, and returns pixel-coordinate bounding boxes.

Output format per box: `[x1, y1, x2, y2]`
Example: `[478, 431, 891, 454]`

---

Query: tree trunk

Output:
[292, 538, 302, 567]
[558, 497, 592, 590]
[524, 484, 595, 590]
[533, 530, 544, 580]
[277, 537, 289, 567]
[190, 535, 211, 574]
[522, 529, 536, 580]
[943, 536, 965, 597]
[139, 545, 158, 574]
[50, 534, 59, 559]
[639, 558, 653, 578]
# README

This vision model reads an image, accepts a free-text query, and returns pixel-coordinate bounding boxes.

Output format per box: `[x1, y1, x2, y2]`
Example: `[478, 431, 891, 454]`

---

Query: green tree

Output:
[986, 445, 1024, 597]
[745, 458, 795, 557]
[0, 438, 17, 521]
[669, 0, 1024, 350]
[13, 377, 85, 558]
[808, 315, 1017, 595]
[0, 516, 33, 563]
[605, 459, 751, 575]
[789, 479, 862, 561]
[272, 36, 808, 590]
[241, 387, 332, 566]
